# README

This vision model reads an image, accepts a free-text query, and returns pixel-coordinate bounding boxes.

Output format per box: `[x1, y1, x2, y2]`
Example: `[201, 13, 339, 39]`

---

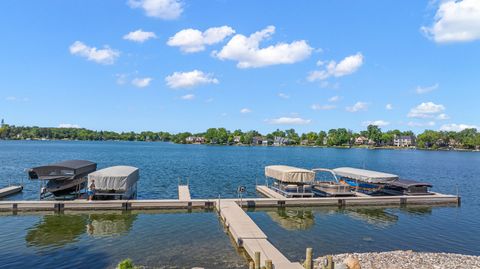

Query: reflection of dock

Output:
[217, 200, 303, 269]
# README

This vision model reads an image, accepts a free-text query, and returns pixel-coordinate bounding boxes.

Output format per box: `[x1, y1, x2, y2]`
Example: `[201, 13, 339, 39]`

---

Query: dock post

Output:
[326, 255, 334, 269]
[254, 251, 261, 269]
[305, 247, 313, 269]
[265, 260, 272, 269]
[249, 261, 254, 269]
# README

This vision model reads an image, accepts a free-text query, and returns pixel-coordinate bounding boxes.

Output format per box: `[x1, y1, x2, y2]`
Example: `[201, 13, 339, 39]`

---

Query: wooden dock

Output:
[256, 185, 287, 199]
[217, 200, 304, 269]
[0, 185, 23, 198]
[178, 185, 191, 200]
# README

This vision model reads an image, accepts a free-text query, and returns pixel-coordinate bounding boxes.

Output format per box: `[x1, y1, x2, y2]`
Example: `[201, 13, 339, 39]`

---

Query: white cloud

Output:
[214, 25, 313, 68]
[416, 83, 439, 94]
[440, 123, 479, 131]
[308, 53, 364, 81]
[167, 26, 235, 53]
[328, 96, 341, 102]
[408, 102, 445, 118]
[123, 29, 157, 43]
[385, 104, 394, 110]
[240, 108, 252, 114]
[362, 120, 390, 127]
[165, 70, 219, 89]
[5, 96, 16, 101]
[311, 104, 336, 111]
[437, 113, 450, 120]
[116, 74, 128, 85]
[346, 102, 368, 112]
[128, 0, 183, 20]
[180, 94, 195, 100]
[266, 117, 311, 125]
[407, 121, 436, 127]
[69, 41, 119, 65]
[422, 0, 480, 43]
[131, 77, 152, 88]
[58, 123, 80, 128]
[278, 93, 290, 99]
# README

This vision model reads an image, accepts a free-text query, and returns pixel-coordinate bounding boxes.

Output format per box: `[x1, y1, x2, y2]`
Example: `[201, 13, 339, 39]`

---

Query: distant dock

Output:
[0, 185, 23, 199]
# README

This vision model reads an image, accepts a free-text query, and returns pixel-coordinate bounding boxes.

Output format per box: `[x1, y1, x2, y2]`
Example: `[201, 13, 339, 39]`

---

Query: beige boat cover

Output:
[332, 167, 398, 183]
[88, 166, 139, 192]
[265, 165, 315, 183]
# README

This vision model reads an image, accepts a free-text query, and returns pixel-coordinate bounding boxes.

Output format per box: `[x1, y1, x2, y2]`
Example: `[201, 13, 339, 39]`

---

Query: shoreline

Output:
[314, 250, 480, 269]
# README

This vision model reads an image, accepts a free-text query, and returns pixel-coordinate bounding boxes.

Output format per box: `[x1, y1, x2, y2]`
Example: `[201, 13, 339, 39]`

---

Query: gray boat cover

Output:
[265, 165, 315, 183]
[332, 167, 398, 183]
[88, 166, 139, 192]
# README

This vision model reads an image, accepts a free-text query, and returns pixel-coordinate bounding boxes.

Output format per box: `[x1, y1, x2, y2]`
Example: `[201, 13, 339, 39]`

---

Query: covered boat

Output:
[88, 166, 139, 200]
[28, 160, 97, 197]
[265, 165, 315, 198]
[332, 167, 399, 194]
[383, 179, 433, 196]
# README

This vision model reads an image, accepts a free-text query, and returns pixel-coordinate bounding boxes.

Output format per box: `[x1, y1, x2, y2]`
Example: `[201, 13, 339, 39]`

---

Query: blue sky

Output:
[1, 0, 479, 134]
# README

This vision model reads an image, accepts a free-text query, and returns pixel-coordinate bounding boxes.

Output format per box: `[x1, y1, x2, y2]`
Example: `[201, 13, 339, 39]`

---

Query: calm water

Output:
[1, 140, 480, 267]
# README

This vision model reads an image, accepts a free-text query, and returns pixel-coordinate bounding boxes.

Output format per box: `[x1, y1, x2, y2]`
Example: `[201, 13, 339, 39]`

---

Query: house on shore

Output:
[186, 136, 206, 144]
[273, 136, 292, 146]
[354, 136, 368, 145]
[394, 135, 416, 147]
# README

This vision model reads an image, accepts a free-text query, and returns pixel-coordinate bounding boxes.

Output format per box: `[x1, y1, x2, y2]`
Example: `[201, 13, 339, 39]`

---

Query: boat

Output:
[331, 167, 399, 194]
[87, 166, 139, 200]
[311, 168, 353, 197]
[382, 179, 433, 196]
[265, 165, 315, 198]
[28, 160, 97, 198]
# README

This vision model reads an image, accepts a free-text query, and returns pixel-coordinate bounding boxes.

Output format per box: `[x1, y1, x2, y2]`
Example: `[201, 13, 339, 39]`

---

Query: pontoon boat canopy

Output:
[88, 166, 139, 192]
[265, 165, 315, 183]
[388, 179, 432, 188]
[332, 167, 398, 184]
[28, 160, 97, 180]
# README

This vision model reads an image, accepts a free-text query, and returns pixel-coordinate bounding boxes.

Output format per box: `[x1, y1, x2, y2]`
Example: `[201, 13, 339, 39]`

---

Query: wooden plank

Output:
[218, 200, 267, 241]
[178, 185, 191, 200]
[0, 185, 23, 198]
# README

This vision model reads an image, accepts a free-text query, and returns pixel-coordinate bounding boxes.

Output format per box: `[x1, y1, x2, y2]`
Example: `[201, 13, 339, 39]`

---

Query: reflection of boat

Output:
[343, 208, 399, 228]
[26, 214, 87, 248]
[86, 212, 137, 237]
[28, 160, 97, 198]
[265, 165, 315, 198]
[88, 166, 139, 200]
[266, 208, 315, 230]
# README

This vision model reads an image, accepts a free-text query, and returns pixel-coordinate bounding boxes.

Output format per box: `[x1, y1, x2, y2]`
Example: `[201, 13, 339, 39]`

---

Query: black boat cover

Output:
[28, 160, 97, 180]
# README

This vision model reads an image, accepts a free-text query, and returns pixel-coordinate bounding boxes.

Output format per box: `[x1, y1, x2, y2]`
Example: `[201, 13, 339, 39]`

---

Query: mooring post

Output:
[254, 251, 261, 269]
[305, 247, 313, 269]
[249, 261, 254, 269]
[265, 259, 272, 269]
[327, 255, 334, 269]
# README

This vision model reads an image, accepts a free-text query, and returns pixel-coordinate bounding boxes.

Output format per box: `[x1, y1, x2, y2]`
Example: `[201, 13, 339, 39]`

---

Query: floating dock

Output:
[0, 185, 23, 198]
[178, 185, 191, 200]
[217, 200, 303, 269]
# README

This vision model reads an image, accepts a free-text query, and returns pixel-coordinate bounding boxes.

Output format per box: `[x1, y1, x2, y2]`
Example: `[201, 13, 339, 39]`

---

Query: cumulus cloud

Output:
[123, 29, 157, 43]
[408, 102, 445, 118]
[165, 70, 219, 89]
[58, 123, 80, 128]
[385, 104, 394, 110]
[240, 108, 252, 114]
[278, 93, 290, 99]
[311, 104, 336, 111]
[266, 117, 311, 125]
[422, 0, 480, 43]
[362, 120, 390, 127]
[128, 0, 183, 20]
[437, 113, 450, 120]
[131, 77, 153, 88]
[328, 96, 341, 102]
[214, 25, 313, 68]
[407, 121, 436, 127]
[308, 53, 364, 81]
[180, 94, 195, 100]
[69, 41, 119, 65]
[440, 123, 479, 131]
[167, 26, 235, 53]
[416, 83, 439, 94]
[346, 102, 368, 112]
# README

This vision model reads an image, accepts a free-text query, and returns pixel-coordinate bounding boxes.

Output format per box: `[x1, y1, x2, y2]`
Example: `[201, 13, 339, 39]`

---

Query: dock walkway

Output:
[217, 200, 303, 269]
[178, 185, 191, 200]
[0, 185, 23, 198]
[256, 185, 287, 199]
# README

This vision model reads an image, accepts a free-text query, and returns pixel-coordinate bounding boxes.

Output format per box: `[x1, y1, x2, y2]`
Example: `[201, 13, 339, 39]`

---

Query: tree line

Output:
[1, 124, 479, 150]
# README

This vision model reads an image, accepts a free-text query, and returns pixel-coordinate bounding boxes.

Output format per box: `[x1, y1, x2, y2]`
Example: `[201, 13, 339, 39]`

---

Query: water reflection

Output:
[26, 212, 137, 248]
[341, 208, 399, 228]
[265, 208, 315, 230]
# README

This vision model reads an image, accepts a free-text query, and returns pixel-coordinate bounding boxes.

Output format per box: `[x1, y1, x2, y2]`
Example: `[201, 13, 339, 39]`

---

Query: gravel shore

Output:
[314, 250, 480, 269]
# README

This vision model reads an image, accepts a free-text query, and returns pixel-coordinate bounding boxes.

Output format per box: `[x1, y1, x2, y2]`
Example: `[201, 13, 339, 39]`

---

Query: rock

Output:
[344, 256, 361, 269]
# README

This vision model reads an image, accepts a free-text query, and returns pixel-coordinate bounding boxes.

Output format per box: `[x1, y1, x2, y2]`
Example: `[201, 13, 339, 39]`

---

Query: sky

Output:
[0, 0, 479, 134]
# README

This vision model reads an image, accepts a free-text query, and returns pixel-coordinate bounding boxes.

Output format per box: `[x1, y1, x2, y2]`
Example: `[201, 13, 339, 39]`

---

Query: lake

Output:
[0, 140, 479, 268]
